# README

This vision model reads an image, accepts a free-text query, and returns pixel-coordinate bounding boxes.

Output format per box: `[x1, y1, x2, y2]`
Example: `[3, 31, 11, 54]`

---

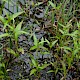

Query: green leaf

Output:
[39, 64, 49, 70]
[48, 1, 56, 9]
[30, 69, 37, 75]
[30, 46, 37, 50]
[58, 23, 65, 28]
[14, 21, 28, 42]
[18, 31, 28, 35]
[41, 52, 50, 55]
[0, 16, 6, 23]
[73, 48, 80, 55]
[6, 48, 19, 57]
[33, 34, 38, 46]
[0, 33, 10, 38]
[2, 0, 12, 5]
[77, 22, 80, 29]
[47, 70, 54, 73]
[45, 39, 50, 45]
[7, 24, 14, 31]
[14, 30, 28, 42]
[0, 75, 4, 79]
[18, 48, 24, 54]
[14, 21, 23, 31]
[31, 58, 37, 67]
[59, 29, 64, 34]
[63, 46, 72, 51]
[10, 11, 24, 20]
[0, 71, 4, 75]
[50, 40, 58, 48]
[0, 63, 5, 68]
[39, 37, 45, 46]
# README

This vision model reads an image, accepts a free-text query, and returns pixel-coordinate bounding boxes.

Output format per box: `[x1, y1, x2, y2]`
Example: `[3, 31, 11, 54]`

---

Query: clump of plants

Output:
[0, 0, 80, 80]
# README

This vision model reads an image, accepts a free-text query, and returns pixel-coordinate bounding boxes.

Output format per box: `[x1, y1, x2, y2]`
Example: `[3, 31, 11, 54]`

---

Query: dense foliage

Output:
[0, 0, 80, 80]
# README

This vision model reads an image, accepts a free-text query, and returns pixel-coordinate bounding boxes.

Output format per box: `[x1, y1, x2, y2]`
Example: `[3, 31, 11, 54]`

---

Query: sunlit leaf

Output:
[31, 58, 37, 67]
[30, 46, 37, 50]
[48, 1, 56, 9]
[47, 70, 54, 73]
[0, 33, 10, 38]
[18, 48, 24, 54]
[14, 21, 23, 31]
[0, 16, 6, 23]
[30, 68, 36, 75]
[6, 48, 19, 57]
[58, 23, 65, 28]
[73, 48, 80, 55]
[45, 39, 50, 45]
[63, 46, 72, 52]
[50, 40, 58, 48]
[39, 64, 49, 70]
[39, 37, 44, 46]
[7, 24, 14, 31]
[59, 29, 64, 34]
[33, 34, 38, 46]
[77, 22, 80, 28]
[41, 52, 50, 55]
[10, 11, 24, 20]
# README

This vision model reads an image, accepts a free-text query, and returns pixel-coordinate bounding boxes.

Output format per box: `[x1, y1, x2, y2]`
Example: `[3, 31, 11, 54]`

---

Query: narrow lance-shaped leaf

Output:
[7, 24, 14, 31]
[33, 34, 38, 46]
[45, 39, 50, 45]
[6, 48, 19, 57]
[30, 69, 37, 75]
[47, 70, 54, 73]
[30, 46, 37, 50]
[14, 21, 23, 32]
[39, 37, 45, 46]
[0, 33, 10, 39]
[10, 11, 24, 20]
[14, 31, 28, 42]
[50, 40, 58, 48]
[59, 29, 64, 34]
[77, 22, 80, 29]
[0, 16, 6, 23]
[39, 64, 49, 70]
[48, 1, 56, 9]
[58, 23, 65, 28]
[31, 58, 38, 67]
[14, 21, 23, 42]
[0, 16, 10, 30]
[18, 31, 28, 35]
